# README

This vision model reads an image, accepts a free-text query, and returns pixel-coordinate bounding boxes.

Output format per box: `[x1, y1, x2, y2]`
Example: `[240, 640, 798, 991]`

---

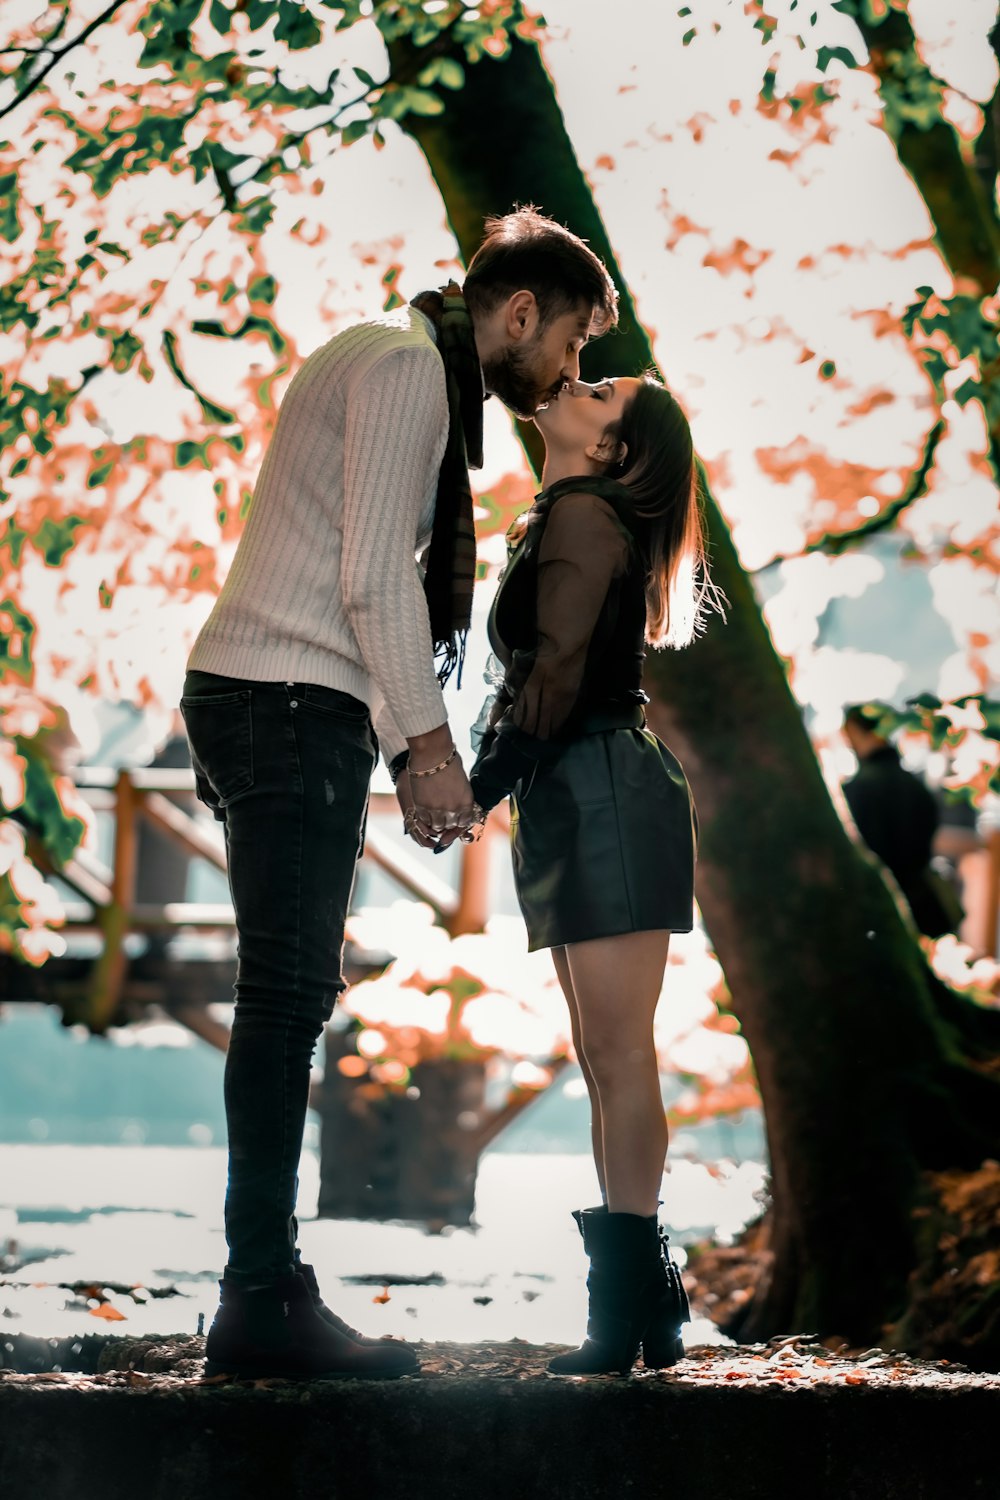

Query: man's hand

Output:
[395, 768, 456, 850]
[398, 726, 478, 851]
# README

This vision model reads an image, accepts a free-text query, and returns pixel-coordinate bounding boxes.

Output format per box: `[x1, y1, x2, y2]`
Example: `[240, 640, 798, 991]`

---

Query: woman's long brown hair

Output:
[603, 375, 716, 648]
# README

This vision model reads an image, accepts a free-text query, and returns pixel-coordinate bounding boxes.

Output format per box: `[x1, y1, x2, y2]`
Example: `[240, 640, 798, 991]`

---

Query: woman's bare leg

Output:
[564, 930, 670, 1217]
[551, 945, 606, 1200]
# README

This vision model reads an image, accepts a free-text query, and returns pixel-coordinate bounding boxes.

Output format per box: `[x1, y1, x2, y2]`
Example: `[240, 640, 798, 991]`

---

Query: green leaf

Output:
[176, 439, 210, 469]
[400, 87, 446, 118]
[419, 56, 464, 90]
[0, 597, 34, 680]
[0, 173, 20, 243]
[248, 273, 277, 304]
[974, 698, 1000, 741]
[110, 330, 143, 373]
[682, 27, 696, 45]
[33, 515, 85, 566]
[953, 377, 980, 409]
[816, 45, 858, 72]
[274, 2, 322, 49]
[342, 118, 370, 147]
[437, 58, 465, 89]
[209, 0, 232, 32]
[87, 458, 114, 489]
[232, 196, 276, 235]
[15, 741, 85, 864]
[244, 0, 279, 30]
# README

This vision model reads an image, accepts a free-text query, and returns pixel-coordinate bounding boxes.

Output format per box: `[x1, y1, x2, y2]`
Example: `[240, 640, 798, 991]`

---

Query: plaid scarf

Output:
[410, 281, 482, 689]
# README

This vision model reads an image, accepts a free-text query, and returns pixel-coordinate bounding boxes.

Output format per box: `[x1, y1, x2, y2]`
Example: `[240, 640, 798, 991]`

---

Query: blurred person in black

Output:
[841, 703, 962, 939]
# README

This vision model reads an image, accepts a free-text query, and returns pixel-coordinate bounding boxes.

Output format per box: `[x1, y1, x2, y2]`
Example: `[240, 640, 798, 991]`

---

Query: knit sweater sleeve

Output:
[342, 347, 449, 758]
[368, 689, 409, 769]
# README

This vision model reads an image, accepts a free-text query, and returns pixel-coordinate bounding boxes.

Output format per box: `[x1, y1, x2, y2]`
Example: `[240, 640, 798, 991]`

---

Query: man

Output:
[180, 208, 618, 1379]
[841, 703, 961, 939]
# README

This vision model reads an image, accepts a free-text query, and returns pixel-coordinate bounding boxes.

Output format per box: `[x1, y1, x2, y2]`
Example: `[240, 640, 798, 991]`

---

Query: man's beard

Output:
[482, 340, 560, 419]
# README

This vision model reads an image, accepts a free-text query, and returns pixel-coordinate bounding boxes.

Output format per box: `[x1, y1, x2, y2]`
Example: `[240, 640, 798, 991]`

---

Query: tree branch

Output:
[0, 4, 70, 60]
[0, 0, 131, 124]
[753, 418, 945, 573]
[851, 4, 1000, 290]
[224, 3, 469, 206]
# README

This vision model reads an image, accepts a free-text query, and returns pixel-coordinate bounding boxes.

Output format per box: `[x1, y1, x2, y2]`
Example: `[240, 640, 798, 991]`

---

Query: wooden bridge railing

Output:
[33, 767, 505, 1033]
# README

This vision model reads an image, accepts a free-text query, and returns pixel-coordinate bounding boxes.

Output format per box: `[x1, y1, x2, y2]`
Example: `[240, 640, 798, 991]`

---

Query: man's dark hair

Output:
[463, 207, 618, 336]
[844, 702, 891, 736]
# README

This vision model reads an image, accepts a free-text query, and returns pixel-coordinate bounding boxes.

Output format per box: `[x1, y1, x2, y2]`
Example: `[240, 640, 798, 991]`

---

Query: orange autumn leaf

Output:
[89, 1303, 127, 1321]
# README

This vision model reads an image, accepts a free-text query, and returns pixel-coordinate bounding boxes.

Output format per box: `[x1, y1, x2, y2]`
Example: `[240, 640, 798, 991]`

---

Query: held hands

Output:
[396, 752, 486, 853]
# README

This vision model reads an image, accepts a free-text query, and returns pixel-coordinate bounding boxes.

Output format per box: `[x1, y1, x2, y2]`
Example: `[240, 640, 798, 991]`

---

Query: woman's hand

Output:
[395, 763, 483, 852]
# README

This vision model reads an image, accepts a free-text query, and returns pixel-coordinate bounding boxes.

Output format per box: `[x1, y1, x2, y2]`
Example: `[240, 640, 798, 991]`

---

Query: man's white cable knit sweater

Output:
[188, 306, 451, 764]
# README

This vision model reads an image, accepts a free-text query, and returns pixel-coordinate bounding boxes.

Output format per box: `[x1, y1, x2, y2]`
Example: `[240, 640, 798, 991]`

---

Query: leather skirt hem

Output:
[509, 727, 698, 954]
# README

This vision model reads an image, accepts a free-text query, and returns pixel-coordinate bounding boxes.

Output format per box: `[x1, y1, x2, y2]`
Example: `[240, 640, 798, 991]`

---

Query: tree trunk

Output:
[389, 22, 1000, 1349]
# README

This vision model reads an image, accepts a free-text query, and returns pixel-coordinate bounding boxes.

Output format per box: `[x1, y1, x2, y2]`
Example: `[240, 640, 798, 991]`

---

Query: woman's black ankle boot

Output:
[639, 1223, 690, 1369]
[548, 1208, 680, 1376]
[203, 1272, 417, 1380]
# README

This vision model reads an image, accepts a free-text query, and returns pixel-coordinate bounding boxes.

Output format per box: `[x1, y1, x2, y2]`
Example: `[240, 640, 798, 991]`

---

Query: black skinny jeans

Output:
[180, 670, 377, 1283]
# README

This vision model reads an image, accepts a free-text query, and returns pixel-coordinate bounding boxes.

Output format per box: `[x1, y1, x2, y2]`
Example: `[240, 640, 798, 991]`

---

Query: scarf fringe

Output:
[434, 630, 468, 691]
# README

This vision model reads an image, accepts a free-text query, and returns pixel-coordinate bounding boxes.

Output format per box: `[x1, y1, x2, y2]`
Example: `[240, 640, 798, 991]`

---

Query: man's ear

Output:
[504, 290, 539, 342]
[585, 436, 628, 468]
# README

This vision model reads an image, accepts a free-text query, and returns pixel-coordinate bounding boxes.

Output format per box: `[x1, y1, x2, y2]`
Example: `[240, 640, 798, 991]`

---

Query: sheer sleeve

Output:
[470, 493, 631, 810]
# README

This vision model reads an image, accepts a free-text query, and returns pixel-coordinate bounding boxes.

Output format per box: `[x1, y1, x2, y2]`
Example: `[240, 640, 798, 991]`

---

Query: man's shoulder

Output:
[332, 306, 443, 393]
[331, 305, 437, 359]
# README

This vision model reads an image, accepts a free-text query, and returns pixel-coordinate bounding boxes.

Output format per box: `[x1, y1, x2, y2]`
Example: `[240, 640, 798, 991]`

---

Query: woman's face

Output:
[533, 376, 642, 463]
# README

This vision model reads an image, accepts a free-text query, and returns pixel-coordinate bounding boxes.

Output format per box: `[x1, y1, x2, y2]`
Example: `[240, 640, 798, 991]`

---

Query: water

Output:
[0, 1144, 766, 1350]
[0, 1004, 766, 1349]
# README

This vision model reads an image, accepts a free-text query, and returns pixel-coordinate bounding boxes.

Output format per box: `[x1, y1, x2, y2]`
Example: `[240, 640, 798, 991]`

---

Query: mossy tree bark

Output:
[848, 3, 1000, 481]
[389, 22, 1000, 1351]
[851, 5, 1000, 281]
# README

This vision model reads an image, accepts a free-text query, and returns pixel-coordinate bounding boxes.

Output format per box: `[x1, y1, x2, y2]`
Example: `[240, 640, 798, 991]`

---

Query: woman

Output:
[467, 373, 715, 1375]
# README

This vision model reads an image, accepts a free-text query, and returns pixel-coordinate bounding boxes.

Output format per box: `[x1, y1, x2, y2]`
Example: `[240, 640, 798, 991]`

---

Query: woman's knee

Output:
[578, 1027, 655, 1086]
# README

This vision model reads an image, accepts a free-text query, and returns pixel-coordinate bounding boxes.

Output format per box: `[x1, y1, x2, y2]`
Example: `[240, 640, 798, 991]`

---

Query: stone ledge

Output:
[2, 1337, 998, 1500]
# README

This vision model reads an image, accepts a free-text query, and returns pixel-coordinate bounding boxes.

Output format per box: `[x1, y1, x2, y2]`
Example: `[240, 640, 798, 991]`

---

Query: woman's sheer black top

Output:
[469, 475, 649, 811]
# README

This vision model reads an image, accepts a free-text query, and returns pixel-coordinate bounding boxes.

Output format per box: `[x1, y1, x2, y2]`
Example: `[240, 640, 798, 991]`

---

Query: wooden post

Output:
[448, 824, 494, 936]
[84, 769, 138, 1032]
[981, 828, 1000, 959]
